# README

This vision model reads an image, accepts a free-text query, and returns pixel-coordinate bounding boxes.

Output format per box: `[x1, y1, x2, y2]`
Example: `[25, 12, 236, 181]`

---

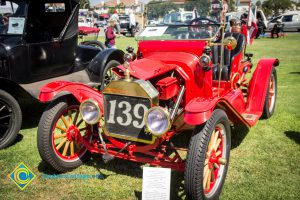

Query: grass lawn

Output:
[0, 34, 299, 200]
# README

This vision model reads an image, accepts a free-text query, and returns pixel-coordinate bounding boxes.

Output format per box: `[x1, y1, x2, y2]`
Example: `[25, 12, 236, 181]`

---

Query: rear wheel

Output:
[262, 67, 277, 119]
[101, 60, 121, 90]
[37, 98, 91, 172]
[0, 89, 22, 149]
[185, 109, 231, 200]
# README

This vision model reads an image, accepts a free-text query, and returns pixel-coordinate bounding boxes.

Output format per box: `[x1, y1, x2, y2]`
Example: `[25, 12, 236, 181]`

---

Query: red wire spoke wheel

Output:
[37, 97, 91, 172]
[262, 67, 277, 119]
[185, 109, 231, 200]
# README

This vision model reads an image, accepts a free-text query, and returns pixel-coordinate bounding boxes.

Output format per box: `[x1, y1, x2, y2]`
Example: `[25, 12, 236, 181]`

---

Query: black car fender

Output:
[87, 48, 124, 83]
[0, 78, 34, 100]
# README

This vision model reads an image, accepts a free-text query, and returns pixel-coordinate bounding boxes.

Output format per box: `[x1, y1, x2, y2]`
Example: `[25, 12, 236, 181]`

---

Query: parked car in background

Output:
[78, 16, 93, 27]
[267, 11, 300, 32]
[0, 0, 124, 149]
[119, 14, 137, 37]
[94, 16, 107, 28]
[163, 11, 195, 25]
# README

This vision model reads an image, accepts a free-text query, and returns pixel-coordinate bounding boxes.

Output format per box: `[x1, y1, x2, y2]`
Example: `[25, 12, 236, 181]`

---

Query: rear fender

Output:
[39, 81, 103, 110]
[246, 58, 279, 113]
[87, 48, 124, 83]
[184, 98, 250, 127]
[0, 78, 34, 100]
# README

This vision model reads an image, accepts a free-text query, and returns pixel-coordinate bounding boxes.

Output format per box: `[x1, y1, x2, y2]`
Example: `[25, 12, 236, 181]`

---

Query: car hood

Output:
[117, 51, 200, 81]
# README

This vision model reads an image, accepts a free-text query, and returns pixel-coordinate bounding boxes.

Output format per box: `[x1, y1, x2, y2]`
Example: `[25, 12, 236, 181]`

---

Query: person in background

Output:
[129, 11, 136, 35]
[2, 14, 10, 34]
[110, 10, 120, 36]
[105, 19, 116, 48]
[230, 19, 241, 33]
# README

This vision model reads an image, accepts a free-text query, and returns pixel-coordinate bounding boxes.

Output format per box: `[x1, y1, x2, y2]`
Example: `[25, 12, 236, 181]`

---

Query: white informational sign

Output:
[7, 17, 25, 34]
[142, 167, 171, 200]
[139, 26, 168, 37]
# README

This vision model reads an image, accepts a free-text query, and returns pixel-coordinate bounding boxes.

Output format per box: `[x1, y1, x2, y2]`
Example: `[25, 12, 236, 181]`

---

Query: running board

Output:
[20, 70, 96, 98]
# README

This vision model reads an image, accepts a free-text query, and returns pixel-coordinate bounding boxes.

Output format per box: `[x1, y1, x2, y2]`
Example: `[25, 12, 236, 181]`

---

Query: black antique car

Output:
[0, 0, 124, 149]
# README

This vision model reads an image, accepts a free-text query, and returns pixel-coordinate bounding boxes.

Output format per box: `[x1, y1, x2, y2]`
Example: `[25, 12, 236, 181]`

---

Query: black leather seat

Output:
[212, 32, 246, 80]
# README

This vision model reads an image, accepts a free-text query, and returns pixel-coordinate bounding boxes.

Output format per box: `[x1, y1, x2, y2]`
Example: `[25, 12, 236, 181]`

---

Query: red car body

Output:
[37, 21, 279, 199]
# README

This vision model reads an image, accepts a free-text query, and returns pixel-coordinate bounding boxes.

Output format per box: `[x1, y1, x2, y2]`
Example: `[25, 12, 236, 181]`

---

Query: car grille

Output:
[103, 80, 159, 144]
[104, 94, 153, 143]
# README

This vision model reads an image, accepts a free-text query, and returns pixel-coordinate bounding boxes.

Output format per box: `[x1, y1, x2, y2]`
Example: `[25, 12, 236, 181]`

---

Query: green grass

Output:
[1, 35, 300, 200]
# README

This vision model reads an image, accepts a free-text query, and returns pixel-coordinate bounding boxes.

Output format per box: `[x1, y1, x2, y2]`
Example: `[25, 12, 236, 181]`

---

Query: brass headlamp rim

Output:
[144, 106, 171, 137]
[79, 98, 102, 125]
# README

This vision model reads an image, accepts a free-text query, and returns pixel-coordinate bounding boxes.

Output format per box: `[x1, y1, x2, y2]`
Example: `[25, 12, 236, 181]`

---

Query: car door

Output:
[282, 15, 295, 31]
[26, 1, 77, 82]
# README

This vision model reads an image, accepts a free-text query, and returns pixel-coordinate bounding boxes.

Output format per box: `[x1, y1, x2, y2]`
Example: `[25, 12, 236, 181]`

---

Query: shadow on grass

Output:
[87, 153, 186, 199]
[284, 131, 300, 144]
[9, 134, 23, 147]
[289, 72, 300, 75]
[231, 124, 249, 149]
[38, 160, 61, 175]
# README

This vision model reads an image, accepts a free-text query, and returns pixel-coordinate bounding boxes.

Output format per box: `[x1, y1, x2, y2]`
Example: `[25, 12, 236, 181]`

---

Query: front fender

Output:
[246, 58, 279, 113]
[184, 97, 251, 127]
[39, 81, 103, 110]
[87, 48, 124, 83]
[184, 98, 218, 125]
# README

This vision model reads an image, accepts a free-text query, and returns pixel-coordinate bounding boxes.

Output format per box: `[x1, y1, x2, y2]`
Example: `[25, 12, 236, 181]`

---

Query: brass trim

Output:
[79, 99, 101, 125]
[144, 106, 171, 137]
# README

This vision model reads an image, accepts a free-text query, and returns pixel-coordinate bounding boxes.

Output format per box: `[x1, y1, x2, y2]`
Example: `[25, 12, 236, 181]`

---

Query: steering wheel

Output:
[189, 17, 219, 25]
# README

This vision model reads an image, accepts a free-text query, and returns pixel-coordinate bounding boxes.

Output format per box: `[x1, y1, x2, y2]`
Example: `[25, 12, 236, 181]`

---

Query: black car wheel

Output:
[37, 97, 91, 172]
[185, 109, 231, 200]
[82, 40, 106, 51]
[0, 89, 22, 149]
[101, 60, 121, 90]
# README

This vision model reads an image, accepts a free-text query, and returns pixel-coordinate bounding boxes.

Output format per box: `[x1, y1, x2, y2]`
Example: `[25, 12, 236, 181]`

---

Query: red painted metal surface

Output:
[156, 77, 179, 100]
[39, 81, 104, 111]
[246, 58, 279, 114]
[138, 40, 206, 57]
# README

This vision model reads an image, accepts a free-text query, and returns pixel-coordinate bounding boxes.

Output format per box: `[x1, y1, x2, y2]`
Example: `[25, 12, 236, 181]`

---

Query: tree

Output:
[262, 0, 293, 17]
[79, 0, 90, 9]
[147, 1, 178, 19]
[256, 0, 262, 8]
[228, 0, 236, 12]
[183, 0, 210, 16]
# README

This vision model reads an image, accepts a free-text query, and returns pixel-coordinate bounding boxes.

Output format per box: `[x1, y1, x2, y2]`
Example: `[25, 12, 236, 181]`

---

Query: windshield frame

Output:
[136, 23, 221, 42]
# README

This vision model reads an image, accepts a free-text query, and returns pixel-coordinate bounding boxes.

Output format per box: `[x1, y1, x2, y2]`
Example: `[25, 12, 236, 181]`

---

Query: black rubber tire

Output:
[185, 109, 231, 200]
[0, 89, 22, 149]
[100, 60, 121, 90]
[261, 67, 277, 119]
[82, 40, 106, 51]
[37, 97, 91, 172]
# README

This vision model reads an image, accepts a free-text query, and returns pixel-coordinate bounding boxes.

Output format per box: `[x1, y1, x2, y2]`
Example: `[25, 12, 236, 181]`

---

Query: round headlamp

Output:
[145, 107, 171, 137]
[79, 99, 101, 125]
[200, 54, 211, 67]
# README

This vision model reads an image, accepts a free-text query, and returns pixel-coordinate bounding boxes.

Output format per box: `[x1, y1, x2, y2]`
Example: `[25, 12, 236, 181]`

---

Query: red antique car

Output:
[37, 4, 278, 200]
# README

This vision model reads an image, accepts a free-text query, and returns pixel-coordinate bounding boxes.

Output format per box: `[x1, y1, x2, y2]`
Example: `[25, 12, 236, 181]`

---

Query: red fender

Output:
[184, 97, 251, 127]
[39, 81, 104, 110]
[246, 58, 279, 114]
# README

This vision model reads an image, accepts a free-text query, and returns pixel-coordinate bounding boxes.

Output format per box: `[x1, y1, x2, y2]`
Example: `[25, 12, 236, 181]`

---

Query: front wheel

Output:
[262, 67, 277, 119]
[0, 89, 22, 149]
[37, 97, 91, 172]
[185, 109, 231, 200]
